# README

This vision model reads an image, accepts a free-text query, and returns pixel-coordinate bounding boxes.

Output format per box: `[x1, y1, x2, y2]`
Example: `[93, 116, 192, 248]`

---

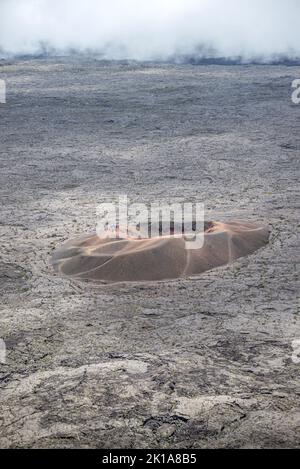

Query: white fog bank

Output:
[0, 0, 299, 62]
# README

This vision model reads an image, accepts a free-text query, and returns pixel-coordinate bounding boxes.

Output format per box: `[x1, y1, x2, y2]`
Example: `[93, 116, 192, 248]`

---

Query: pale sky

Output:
[0, 0, 299, 60]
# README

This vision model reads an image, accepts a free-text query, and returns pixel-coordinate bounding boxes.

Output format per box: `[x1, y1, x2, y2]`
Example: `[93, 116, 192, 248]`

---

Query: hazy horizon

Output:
[1, 0, 300, 63]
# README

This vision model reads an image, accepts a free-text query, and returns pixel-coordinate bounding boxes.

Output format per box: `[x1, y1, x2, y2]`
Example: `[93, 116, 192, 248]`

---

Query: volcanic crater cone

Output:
[51, 221, 269, 284]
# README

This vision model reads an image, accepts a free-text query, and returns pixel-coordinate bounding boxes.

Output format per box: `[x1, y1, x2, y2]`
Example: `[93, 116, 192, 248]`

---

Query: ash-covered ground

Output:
[0, 58, 299, 448]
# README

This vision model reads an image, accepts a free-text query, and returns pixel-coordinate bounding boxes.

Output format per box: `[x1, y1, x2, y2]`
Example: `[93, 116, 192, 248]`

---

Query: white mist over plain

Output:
[0, 0, 299, 61]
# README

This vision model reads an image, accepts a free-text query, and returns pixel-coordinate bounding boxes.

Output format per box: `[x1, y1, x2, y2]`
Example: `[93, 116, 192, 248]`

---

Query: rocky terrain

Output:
[0, 58, 299, 448]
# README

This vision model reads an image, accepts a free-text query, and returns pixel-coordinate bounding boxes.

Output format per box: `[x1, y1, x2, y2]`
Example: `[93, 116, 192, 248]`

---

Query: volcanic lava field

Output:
[0, 58, 299, 448]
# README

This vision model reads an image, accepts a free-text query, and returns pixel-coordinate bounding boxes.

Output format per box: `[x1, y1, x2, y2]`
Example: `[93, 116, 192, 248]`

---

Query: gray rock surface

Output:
[0, 58, 299, 448]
